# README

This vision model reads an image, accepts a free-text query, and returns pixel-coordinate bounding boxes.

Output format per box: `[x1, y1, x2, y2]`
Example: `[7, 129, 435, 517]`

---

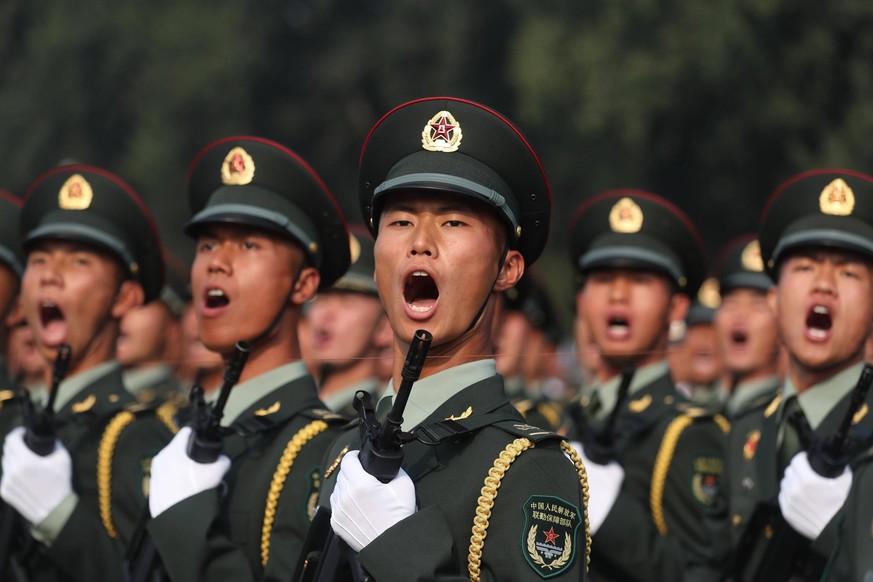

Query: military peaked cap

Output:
[358, 97, 551, 264]
[759, 168, 873, 279]
[568, 189, 706, 295]
[21, 165, 164, 302]
[187, 136, 350, 289]
[329, 224, 377, 295]
[715, 234, 771, 293]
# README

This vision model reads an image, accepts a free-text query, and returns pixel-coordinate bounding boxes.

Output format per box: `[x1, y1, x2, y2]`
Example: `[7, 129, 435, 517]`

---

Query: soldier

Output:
[306, 225, 392, 416]
[711, 235, 782, 548]
[567, 190, 730, 581]
[117, 250, 189, 403]
[670, 278, 727, 412]
[145, 136, 351, 581]
[0, 165, 176, 580]
[495, 268, 567, 431]
[727, 169, 873, 579]
[317, 97, 589, 580]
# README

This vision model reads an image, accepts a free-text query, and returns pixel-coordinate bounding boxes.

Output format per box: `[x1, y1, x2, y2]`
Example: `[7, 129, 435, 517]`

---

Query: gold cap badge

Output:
[609, 197, 643, 233]
[349, 233, 361, 265]
[819, 178, 854, 216]
[740, 240, 764, 272]
[698, 277, 721, 309]
[221, 146, 255, 185]
[421, 110, 462, 153]
[59, 174, 93, 210]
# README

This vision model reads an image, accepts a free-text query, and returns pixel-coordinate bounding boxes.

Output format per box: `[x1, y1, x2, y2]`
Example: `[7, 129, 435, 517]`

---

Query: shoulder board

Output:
[491, 420, 566, 444]
[299, 407, 351, 424]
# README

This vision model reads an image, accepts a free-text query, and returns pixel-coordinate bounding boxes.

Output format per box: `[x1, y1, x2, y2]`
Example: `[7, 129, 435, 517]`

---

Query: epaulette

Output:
[491, 420, 566, 444]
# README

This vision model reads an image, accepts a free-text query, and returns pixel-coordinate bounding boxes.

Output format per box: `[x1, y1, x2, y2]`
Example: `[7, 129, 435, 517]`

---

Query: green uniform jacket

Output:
[727, 382, 873, 577]
[579, 372, 730, 582]
[319, 374, 589, 581]
[148, 375, 347, 582]
[13, 367, 175, 581]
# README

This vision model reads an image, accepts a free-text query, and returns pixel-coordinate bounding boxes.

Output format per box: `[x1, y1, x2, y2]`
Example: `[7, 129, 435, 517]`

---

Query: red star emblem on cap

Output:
[430, 115, 456, 142]
[542, 526, 560, 545]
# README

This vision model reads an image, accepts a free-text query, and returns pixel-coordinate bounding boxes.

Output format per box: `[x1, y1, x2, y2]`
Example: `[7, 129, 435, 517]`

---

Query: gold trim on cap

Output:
[741, 240, 764, 272]
[609, 197, 643, 233]
[221, 146, 256, 185]
[308, 242, 318, 253]
[421, 110, 463, 153]
[59, 174, 93, 210]
[697, 278, 721, 309]
[349, 234, 361, 265]
[819, 178, 854, 216]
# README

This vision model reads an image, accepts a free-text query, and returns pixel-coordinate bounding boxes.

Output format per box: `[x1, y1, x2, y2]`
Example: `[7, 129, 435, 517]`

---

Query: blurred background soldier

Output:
[0, 165, 176, 580]
[567, 189, 730, 581]
[117, 249, 189, 404]
[306, 225, 391, 416]
[669, 277, 727, 412]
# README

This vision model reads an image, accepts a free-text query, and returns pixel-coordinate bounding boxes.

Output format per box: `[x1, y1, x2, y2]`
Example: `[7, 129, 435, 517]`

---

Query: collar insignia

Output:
[254, 401, 281, 416]
[609, 197, 643, 233]
[628, 394, 651, 413]
[59, 174, 93, 210]
[221, 146, 255, 185]
[853, 403, 868, 425]
[741, 239, 764, 272]
[72, 394, 97, 414]
[446, 406, 473, 421]
[422, 110, 462, 153]
[819, 178, 854, 216]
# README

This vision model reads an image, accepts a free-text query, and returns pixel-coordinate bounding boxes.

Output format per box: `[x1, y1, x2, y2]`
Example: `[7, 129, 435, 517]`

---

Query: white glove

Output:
[1, 426, 73, 525]
[149, 426, 231, 518]
[568, 440, 624, 536]
[329, 450, 416, 552]
[778, 451, 852, 540]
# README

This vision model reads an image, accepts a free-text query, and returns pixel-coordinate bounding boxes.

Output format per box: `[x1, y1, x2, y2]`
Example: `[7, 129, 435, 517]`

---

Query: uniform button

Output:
[741, 477, 754, 490]
[731, 514, 742, 527]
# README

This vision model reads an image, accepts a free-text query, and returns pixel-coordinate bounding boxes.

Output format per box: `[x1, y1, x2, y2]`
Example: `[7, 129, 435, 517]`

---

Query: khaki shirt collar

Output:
[219, 361, 309, 426]
[782, 362, 864, 430]
[593, 360, 669, 420]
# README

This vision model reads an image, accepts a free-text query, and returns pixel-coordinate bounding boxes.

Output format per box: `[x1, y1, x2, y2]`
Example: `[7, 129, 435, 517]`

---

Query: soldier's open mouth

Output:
[404, 271, 438, 313]
[806, 305, 832, 339]
[731, 330, 748, 345]
[607, 315, 629, 335]
[40, 301, 64, 327]
[205, 288, 229, 309]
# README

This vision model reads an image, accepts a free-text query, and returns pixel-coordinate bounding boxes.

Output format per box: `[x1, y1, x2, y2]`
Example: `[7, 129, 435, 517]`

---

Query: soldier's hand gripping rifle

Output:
[293, 329, 432, 582]
[726, 364, 873, 582]
[126, 341, 251, 582]
[569, 365, 636, 464]
[0, 344, 72, 582]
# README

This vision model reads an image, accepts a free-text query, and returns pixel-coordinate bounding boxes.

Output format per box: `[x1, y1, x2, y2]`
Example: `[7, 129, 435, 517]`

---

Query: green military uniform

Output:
[567, 189, 731, 581]
[726, 169, 873, 579]
[823, 446, 873, 580]
[149, 363, 346, 580]
[145, 136, 351, 581]
[3, 165, 175, 580]
[310, 97, 589, 580]
[319, 361, 588, 580]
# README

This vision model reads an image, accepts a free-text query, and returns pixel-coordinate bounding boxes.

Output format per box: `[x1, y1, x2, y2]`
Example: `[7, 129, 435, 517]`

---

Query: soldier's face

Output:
[21, 240, 132, 366]
[306, 290, 386, 369]
[577, 268, 687, 376]
[715, 287, 780, 378]
[117, 301, 177, 367]
[770, 249, 873, 384]
[373, 192, 522, 351]
[191, 224, 311, 354]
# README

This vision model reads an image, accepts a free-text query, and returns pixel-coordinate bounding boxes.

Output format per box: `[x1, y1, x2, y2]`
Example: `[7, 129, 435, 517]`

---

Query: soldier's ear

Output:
[668, 292, 690, 324]
[291, 266, 320, 306]
[111, 280, 145, 319]
[494, 250, 524, 292]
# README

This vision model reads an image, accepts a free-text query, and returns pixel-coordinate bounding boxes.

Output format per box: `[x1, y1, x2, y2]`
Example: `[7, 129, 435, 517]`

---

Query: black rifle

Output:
[0, 344, 72, 582]
[569, 365, 636, 464]
[725, 364, 873, 582]
[293, 329, 432, 582]
[125, 341, 251, 582]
